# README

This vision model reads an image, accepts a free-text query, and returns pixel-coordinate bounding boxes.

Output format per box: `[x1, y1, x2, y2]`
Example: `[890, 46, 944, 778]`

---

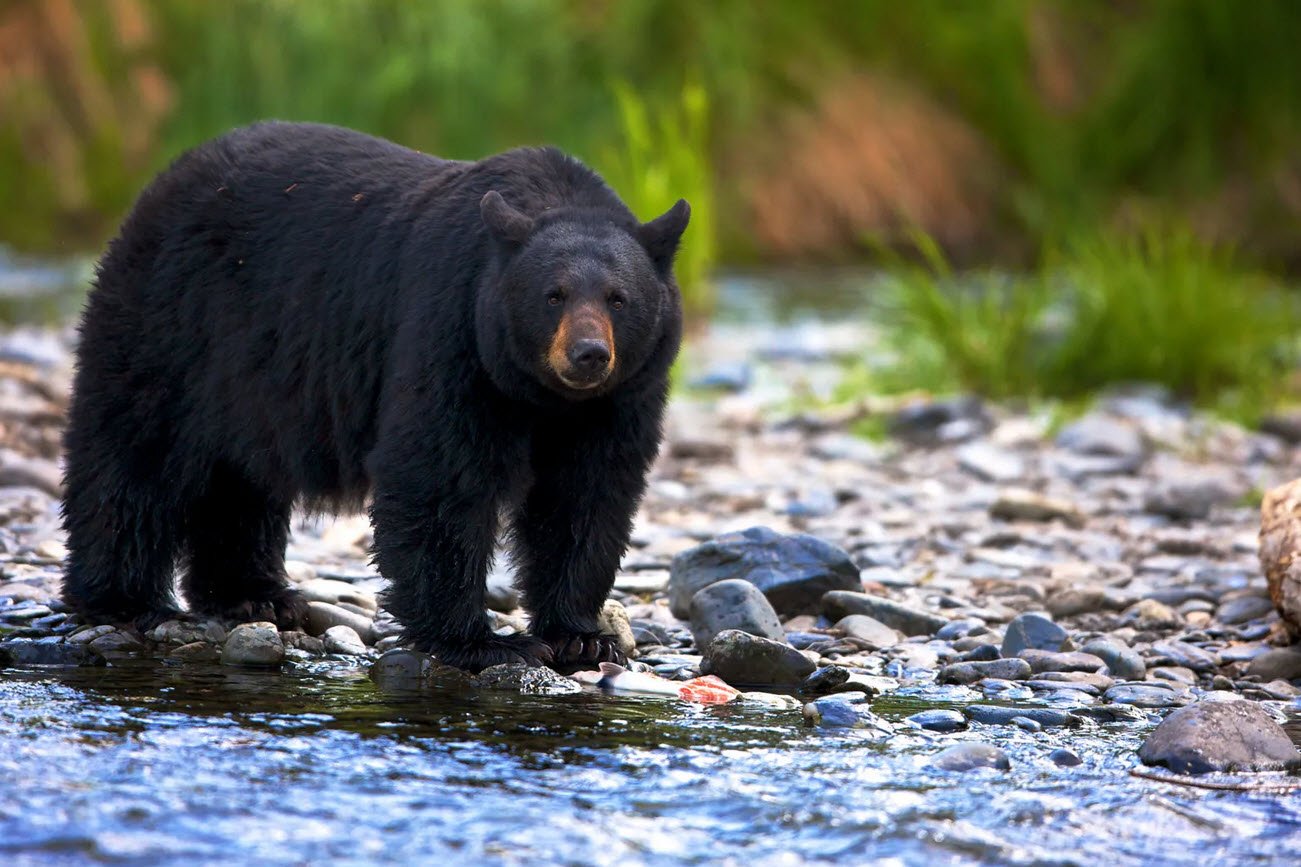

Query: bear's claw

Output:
[195, 589, 310, 631]
[542, 633, 626, 671]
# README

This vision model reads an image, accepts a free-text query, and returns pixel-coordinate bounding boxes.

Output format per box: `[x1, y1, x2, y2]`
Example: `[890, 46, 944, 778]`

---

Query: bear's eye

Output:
[609, 294, 626, 311]
[546, 291, 563, 307]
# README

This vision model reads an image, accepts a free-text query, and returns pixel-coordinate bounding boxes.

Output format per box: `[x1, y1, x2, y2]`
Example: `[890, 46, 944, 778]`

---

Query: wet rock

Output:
[1056, 415, 1145, 460]
[990, 490, 1085, 528]
[955, 442, 1024, 482]
[1144, 475, 1238, 521]
[689, 579, 785, 648]
[1215, 594, 1275, 625]
[822, 591, 947, 636]
[668, 527, 860, 619]
[322, 625, 369, 655]
[929, 743, 1010, 772]
[1050, 749, 1083, 767]
[596, 599, 637, 657]
[1243, 647, 1301, 682]
[1075, 703, 1150, 723]
[221, 622, 285, 667]
[146, 619, 225, 645]
[939, 658, 1032, 685]
[834, 614, 901, 648]
[1103, 683, 1187, 708]
[958, 643, 1000, 662]
[800, 665, 851, 696]
[0, 638, 105, 667]
[87, 629, 144, 655]
[305, 601, 375, 644]
[1011, 716, 1042, 732]
[1001, 613, 1067, 657]
[369, 648, 475, 689]
[280, 631, 325, 655]
[907, 709, 967, 732]
[702, 629, 817, 686]
[1018, 650, 1105, 674]
[802, 695, 889, 731]
[1151, 640, 1219, 673]
[168, 641, 221, 662]
[476, 663, 581, 696]
[1138, 700, 1301, 774]
[964, 705, 1082, 728]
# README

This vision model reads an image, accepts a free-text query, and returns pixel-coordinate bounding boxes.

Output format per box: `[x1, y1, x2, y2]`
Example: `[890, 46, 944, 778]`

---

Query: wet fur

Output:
[60, 121, 684, 670]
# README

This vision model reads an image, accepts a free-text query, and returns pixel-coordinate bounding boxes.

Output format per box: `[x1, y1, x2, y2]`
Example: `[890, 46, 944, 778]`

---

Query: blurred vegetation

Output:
[841, 228, 1301, 419]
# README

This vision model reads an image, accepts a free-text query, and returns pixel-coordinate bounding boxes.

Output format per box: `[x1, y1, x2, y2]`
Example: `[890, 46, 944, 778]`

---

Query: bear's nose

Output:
[568, 339, 611, 374]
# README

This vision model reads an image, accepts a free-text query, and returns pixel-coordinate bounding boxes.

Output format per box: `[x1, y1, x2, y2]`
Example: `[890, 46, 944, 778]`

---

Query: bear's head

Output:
[478, 190, 689, 402]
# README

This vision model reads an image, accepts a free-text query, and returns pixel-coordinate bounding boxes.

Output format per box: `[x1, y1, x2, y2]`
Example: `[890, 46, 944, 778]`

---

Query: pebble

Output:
[702, 629, 817, 686]
[939, 658, 1032, 685]
[221, 622, 285, 667]
[955, 441, 1025, 482]
[1150, 639, 1219, 673]
[1056, 414, 1145, 460]
[834, 614, 902, 649]
[305, 601, 375, 644]
[1215, 594, 1275, 625]
[1001, 613, 1068, 657]
[689, 578, 785, 648]
[1139, 700, 1301, 774]
[1082, 639, 1147, 680]
[1018, 650, 1106, 674]
[1049, 748, 1083, 767]
[668, 526, 860, 619]
[989, 490, 1085, 527]
[822, 591, 948, 636]
[169, 641, 221, 662]
[322, 625, 369, 655]
[299, 578, 379, 612]
[1103, 683, 1187, 708]
[907, 709, 967, 732]
[964, 705, 1082, 728]
[1243, 647, 1301, 682]
[929, 742, 1011, 772]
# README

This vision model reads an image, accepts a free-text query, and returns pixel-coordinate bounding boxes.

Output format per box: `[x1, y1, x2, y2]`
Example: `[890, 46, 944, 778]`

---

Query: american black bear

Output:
[61, 121, 688, 671]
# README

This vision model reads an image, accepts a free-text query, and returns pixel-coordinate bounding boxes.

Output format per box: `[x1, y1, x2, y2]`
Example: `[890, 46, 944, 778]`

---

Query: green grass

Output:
[847, 228, 1301, 420]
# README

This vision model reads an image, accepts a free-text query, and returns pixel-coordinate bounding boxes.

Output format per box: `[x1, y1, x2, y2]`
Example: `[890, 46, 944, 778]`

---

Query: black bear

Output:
[61, 121, 688, 671]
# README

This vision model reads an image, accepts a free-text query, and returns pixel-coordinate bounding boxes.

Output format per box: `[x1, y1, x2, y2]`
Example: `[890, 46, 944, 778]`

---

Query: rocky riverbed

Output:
[2, 313, 1301, 864]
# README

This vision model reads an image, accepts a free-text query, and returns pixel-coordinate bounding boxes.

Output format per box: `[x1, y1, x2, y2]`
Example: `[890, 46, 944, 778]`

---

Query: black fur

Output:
[61, 121, 688, 671]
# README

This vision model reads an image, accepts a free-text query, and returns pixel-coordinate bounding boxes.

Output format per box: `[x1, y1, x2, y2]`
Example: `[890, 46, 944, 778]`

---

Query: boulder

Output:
[702, 629, 816, 686]
[1138, 700, 1301, 774]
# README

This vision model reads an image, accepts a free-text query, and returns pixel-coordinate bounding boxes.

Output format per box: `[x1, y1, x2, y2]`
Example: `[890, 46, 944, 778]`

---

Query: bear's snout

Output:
[548, 306, 616, 390]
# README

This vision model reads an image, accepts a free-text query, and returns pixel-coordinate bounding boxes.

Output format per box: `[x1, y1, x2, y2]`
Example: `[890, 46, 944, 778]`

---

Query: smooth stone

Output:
[1001, 613, 1068, 657]
[907, 709, 967, 732]
[1027, 680, 1099, 696]
[1151, 639, 1219, 673]
[955, 442, 1025, 482]
[1082, 639, 1147, 680]
[67, 625, 116, 645]
[958, 643, 1001, 662]
[477, 663, 582, 695]
[1056, 414, 1145, 459]
[0, 638, 105, 667]
[1216, 595, 1276, 625]
[939, 658, 1033, 685]
[281, 631, 326, 655]
[929, 743, 1010, 772]
[802, 696, 876, 729]
[1138, 700, 1301, 774]
[834, 614, 902, 649]
[1121, 598, 1179, 627]
[1074, 703, 1150, 723]
[221, 622, 285, 667]
[1018, 649, 1105, 674]
[964, 705, 1082, 728]
[87, 630, 144, 655]
[822, 591, 948, 636]
[1011, 716, 1042, 732]
[989, 490, 1085, 527]
[146, 619, 226, 645]
[305, 601, 375, 644]
[596, 599, 637, 657]
[668, 527, 861, 619]
[1103, 683, 1187, 708]
[1036, 671, 1114, 689]
[936, 619, 989, 641]
[689, 578, 785, 649]
[1243, 647, 1301, 681]
[1046, 588, 1112, 618]
[702, 629, 817, 686]
[370, 649, 474, 689]
[168, 641, 221, 662]
[1050, 749, 1083, 767]
[298, 578, 379, 612]
[322, 625, 369, 656]
[1143, 475, 1238, 521]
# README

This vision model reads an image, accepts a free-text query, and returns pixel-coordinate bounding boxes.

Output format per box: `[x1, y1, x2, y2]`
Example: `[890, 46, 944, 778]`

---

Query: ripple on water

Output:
[0, 661, 1299, 866]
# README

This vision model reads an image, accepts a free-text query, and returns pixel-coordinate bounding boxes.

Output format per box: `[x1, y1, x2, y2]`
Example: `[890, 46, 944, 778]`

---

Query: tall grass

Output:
[864, 228, 1301, 416]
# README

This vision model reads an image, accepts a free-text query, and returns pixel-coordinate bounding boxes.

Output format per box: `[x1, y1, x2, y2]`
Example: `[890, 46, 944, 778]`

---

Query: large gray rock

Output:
[1001, 612, 1068, 657]
[1138, 700, 1301, 774]
[689, 579, 785, 649]
[821, 591, 948, 636]
[1244, 647, 1301, 682]
[668, 527, 860, 619]
[221, 622, 285, 667]
[702, 629, 816, 686]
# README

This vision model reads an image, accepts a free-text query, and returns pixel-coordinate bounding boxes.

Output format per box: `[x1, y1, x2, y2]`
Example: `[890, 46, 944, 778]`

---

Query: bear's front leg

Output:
[511, 395, 664, 669]
[369, 396, 549, 672]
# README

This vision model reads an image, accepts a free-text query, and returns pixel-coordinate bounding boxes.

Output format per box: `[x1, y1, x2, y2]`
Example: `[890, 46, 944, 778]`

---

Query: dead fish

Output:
[571, 662, 740, 704]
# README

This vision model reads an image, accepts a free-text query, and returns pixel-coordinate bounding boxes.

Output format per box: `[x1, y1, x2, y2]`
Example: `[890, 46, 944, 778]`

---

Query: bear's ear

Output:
[481, 191, 534, 247]
[637, 199, 691, 274]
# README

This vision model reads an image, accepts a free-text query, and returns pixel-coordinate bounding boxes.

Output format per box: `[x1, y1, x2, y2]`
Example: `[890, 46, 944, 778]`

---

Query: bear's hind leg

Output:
[181, 464, 307, 630]
[62, 470, 184, 630]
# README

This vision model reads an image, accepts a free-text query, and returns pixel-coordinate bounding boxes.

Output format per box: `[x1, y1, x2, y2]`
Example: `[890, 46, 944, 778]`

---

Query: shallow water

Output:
[2, 660, 1299, 866]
